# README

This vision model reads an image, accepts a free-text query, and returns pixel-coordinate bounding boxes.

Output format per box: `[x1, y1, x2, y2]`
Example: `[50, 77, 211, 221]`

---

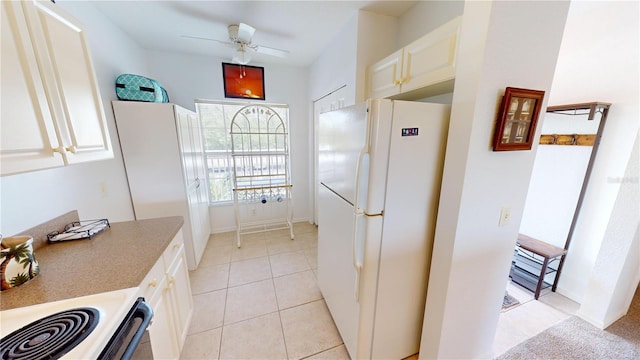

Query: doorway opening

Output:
[495, 103, 611, 355]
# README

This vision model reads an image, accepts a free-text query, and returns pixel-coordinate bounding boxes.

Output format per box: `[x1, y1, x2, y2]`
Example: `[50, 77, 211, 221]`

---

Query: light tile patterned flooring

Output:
[181, 222, 350, 360]
[179, 221, 580, 359]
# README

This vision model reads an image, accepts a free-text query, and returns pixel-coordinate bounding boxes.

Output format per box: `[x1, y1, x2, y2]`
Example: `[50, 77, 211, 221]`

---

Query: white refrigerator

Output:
[317, 99, 450, 359]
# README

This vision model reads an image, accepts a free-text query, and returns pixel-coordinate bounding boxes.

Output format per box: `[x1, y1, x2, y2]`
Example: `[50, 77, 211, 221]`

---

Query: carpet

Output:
[496, 316, 639, 359]
[497, 284, 640, 360]
[502, 292, 520, 310]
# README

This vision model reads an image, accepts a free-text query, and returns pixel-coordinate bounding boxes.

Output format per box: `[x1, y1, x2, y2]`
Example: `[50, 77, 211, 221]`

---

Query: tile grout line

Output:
[202, 239, 232, 358]
[218, 298, 330, 328]
[298, 343, 346, 359]
[217, 263, 231, 359]
[192, 227, 322, 359]
[269, 248, 291, 359]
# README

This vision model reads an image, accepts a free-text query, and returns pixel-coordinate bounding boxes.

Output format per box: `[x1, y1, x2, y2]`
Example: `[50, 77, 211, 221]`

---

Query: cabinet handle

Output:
[173, 243, 180, 249]
[52, 147, 65, 154]
[166, 277, 176, 289]
[149, 279, 158, 287]
[65, 145, 77, 153]
[393, 80, 401, 86]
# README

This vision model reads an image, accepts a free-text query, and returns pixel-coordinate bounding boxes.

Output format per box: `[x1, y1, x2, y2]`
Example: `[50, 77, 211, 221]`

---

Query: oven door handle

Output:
[98, 297, 154, 360]
[121, 300, 153, 359]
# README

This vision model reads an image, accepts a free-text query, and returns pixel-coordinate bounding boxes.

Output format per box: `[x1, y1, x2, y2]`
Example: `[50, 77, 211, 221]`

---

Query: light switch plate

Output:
[499, 206, 511, 227]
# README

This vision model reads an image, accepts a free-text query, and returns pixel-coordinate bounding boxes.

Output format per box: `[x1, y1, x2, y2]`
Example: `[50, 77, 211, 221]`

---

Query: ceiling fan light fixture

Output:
[232, 44, 251, 65]
[231, 44, 251, 65]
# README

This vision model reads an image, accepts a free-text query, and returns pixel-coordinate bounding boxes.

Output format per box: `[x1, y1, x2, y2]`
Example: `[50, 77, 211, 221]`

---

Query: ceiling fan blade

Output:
[236, 23, 256, 43]
[181, 35, 233, 46]
[252, 44, 289, 58]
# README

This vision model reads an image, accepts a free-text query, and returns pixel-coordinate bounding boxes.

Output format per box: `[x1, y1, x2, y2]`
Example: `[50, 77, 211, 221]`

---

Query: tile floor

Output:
[493, 280, 580, 357]
[180, 221, 580, 359]
[181, 222, 350, 360]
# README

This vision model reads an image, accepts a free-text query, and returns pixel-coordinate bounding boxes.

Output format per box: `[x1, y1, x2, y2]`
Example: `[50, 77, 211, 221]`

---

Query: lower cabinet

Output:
[165, 240, 194, 351]
[138, 229, 194, 359]
[148, 276, 181, 359]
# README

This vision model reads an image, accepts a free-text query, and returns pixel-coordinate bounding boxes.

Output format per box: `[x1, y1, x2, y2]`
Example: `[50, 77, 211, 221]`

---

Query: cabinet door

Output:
[195, 179, 211, 259]
[175, 106, 198, 186]
[189, 111, 208, 191]
[148, 276, 181, 360]
[190, 111, 211, 261]
[367, 49, 403, 99]
[186, 176, 210, 269]
[26, 0, 112, 164]
[166, 247, 194, 352]
[187, 184, 203, 268]
[1, 1, 64, 176]
[177, 107, 210, 267]
[400, 17, 460, 94]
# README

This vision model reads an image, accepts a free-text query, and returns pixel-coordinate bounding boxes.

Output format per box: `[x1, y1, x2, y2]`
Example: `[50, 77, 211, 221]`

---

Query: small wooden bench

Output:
[513, 233, 568, 300]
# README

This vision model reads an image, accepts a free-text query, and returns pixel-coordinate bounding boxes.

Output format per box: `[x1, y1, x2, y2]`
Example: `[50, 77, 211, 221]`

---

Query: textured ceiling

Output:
[93, 1, 417, 66]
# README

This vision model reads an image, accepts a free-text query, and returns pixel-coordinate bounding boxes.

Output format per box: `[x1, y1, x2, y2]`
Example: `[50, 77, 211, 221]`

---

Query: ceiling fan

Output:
[182, 22, 289, 65]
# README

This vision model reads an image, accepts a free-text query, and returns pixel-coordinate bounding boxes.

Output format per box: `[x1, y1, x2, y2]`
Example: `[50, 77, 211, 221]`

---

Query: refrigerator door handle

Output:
[353, 145, 368, 216]
[352, 144, 368, 302]
[353, 210, 364, 302]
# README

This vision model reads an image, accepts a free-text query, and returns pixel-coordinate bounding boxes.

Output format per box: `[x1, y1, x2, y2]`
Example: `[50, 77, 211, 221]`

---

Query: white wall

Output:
[396, 0, 464, 49]
[420, 1, 570, 358]
[305, 10, 395, 219]
[354, 10, 398, 103]
[308, 0, 464, 105]
[0, 1, 146, 235]
[546, 0, 640, 304]
[578, 131, 640, 328]
[145, 51, 310, 232]
[396, 2, 462, 105]
[307, 13, 356, 224]
[520, 112, 600, 248]
[308, 13, 358, 104]
[1, 1, 312, 236]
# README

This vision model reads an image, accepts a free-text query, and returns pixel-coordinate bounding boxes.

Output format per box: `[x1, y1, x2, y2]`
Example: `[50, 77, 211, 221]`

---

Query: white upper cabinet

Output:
[1, 0, 112, 176]
[367, 49, 404, 100]
[367, 17, 461, 100]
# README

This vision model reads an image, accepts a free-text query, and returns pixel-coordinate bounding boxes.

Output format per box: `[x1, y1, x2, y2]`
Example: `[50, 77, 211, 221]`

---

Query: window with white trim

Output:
[196, 100, 290, 204]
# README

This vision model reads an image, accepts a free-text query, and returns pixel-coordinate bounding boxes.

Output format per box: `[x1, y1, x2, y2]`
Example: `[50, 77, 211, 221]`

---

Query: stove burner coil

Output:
[0, 307, 99, 360]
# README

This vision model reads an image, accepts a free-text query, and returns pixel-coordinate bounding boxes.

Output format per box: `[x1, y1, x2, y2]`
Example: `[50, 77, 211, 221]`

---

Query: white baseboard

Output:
[577, 305, 630, 330]
[555, 286, 583, 304]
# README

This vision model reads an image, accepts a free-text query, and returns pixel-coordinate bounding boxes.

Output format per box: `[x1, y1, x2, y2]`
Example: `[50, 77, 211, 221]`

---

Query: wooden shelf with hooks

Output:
[539, 134, 596, 146]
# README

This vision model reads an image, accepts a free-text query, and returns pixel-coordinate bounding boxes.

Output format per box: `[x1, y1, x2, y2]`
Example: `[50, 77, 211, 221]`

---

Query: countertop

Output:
[0, 216, 184, 311]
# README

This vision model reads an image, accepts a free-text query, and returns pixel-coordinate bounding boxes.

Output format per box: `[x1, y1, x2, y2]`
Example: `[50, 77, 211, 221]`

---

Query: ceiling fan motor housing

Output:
[181, 22, 287, 63]
[228, 23, 255, 44]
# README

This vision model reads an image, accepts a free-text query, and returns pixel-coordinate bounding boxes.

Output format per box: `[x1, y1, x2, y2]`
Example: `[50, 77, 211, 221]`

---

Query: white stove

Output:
[0, 288, 139, 359]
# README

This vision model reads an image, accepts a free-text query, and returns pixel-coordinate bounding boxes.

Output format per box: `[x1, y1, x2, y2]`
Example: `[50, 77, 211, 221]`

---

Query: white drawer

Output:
[138, 257, 164, 303]
[163, 230, 184, 269]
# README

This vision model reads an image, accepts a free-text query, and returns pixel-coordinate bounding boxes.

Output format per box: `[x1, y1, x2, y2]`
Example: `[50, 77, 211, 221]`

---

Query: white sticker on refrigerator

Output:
[401, 128, 419, 136]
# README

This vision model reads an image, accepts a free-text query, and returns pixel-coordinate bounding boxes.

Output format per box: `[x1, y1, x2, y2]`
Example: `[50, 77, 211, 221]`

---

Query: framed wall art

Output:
[222, 63, 265, 100]
[492, 87, 545, 151]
